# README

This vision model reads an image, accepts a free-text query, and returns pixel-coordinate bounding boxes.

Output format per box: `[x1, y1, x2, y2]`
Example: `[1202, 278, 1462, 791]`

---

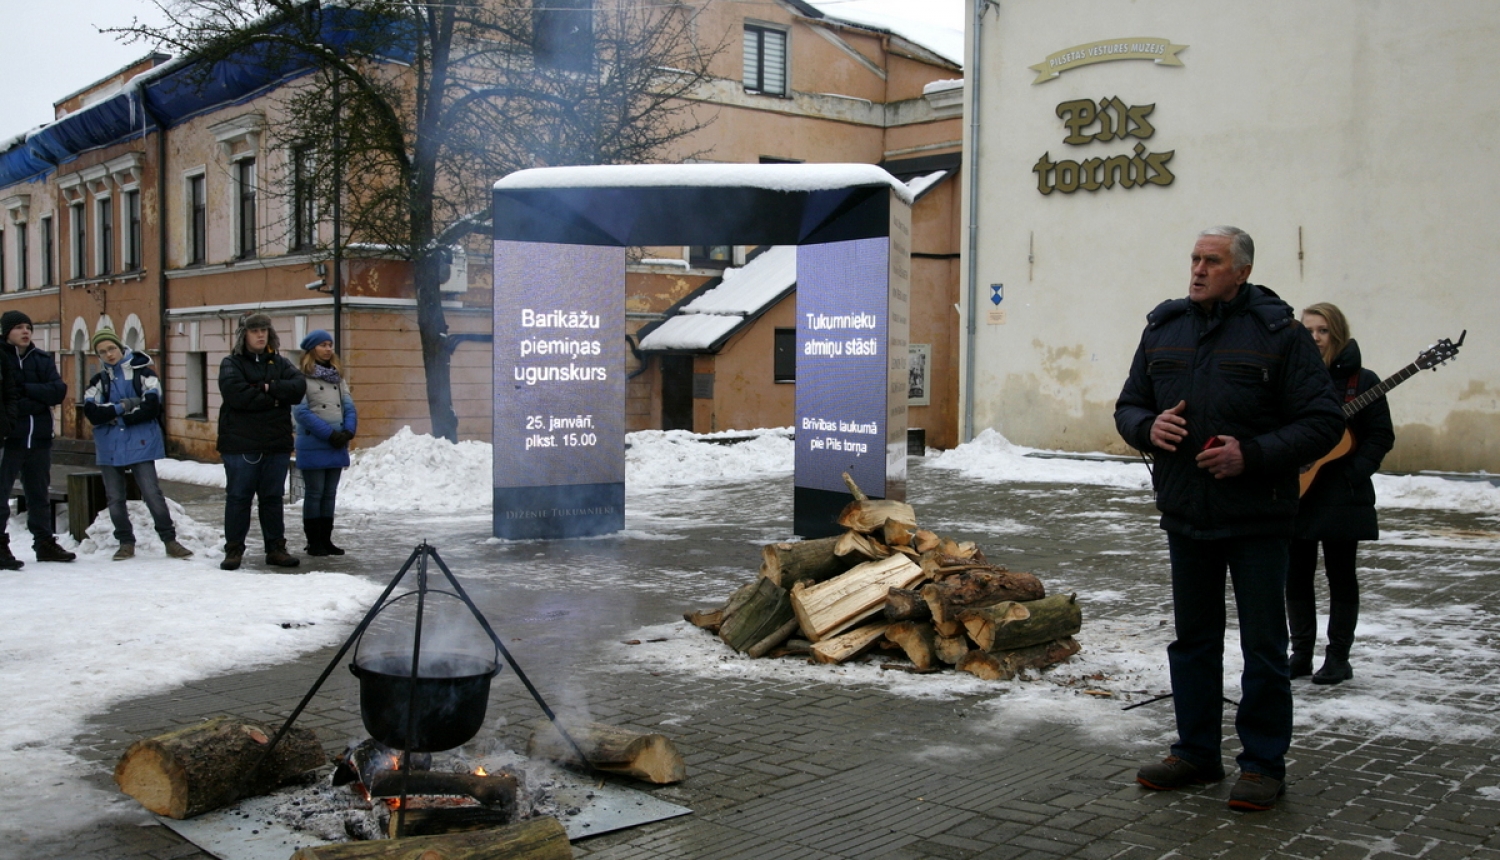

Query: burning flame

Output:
[473, 766, 488, 777]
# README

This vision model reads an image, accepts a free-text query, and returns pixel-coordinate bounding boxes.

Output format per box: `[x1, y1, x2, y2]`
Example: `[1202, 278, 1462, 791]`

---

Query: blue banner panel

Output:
[492, 240, 625, 539]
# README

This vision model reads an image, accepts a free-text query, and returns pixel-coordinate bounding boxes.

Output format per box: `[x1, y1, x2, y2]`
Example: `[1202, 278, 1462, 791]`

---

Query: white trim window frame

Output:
[122, 188, 142, 271]
[70, 201, 86, 279]
[95, 192, 114, 276]
[289, 145, 317, 251]
[39, 215, 53, 286]
[743, 22, 789, 97]
[234, 156, 258, 259]
[184, 169, 207, 265]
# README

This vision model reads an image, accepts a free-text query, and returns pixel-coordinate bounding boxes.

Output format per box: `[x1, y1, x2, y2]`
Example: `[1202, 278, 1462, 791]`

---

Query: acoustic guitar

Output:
[1298, 331, 1465, 496]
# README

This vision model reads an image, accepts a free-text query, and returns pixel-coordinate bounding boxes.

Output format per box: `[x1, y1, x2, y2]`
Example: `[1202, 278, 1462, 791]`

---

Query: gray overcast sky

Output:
[0, 0, 168, 139]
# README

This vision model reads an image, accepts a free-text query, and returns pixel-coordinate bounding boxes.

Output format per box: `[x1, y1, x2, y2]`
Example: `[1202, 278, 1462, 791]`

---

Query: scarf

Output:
[311, 362, 342, 385]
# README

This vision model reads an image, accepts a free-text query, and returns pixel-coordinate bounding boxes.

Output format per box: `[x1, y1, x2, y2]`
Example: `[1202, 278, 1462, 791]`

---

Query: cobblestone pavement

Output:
[16, 458, 1500, 860]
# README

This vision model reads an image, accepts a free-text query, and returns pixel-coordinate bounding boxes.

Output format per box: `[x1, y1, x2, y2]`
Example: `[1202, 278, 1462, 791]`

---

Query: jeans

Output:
[222, 452, 290, 548]
[301, 467, 343, 519]
[0, 446, 54, 539]
[1166, 532, 1293, 780]
[101, 461, 175, 544]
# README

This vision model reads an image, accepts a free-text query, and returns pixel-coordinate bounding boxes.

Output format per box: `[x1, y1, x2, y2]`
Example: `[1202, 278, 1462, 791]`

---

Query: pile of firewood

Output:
[685, 476, 1082, 681]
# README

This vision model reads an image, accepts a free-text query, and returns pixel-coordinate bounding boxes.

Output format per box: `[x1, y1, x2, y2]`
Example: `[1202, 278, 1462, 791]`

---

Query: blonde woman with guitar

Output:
[1288, 303, 1395, 685]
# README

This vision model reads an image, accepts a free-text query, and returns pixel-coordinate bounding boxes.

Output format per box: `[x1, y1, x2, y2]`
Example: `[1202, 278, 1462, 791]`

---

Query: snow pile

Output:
[339, 426, 494, 513]
[157, 457, 228, 488]
[0, 509, 383, 837]
[926, 428, 1151, 490]
[625, 428, 794, 490]
[1375, 473, 1500, 513]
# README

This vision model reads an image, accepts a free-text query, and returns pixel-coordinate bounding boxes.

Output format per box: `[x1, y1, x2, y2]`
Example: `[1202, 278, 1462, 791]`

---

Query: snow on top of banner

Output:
[495, 163, 913, 205]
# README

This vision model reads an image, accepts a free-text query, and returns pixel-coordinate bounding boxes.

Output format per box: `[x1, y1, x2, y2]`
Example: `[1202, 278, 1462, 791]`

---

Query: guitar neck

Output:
[1344, 361, 1420, 417]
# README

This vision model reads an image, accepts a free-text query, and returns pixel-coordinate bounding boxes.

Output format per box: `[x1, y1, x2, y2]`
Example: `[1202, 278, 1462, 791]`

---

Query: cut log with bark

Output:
[921, 570, 1046, 634]
[718, 576, 792, 653]
[811, 622, 890, 664]
[683, 607, 725, 632]
[834, 530, 892, 561]
[935, 632, 972, 665]
[386, 806, 517, 839]
[883, 587, 931, 622]
[746, 617, 800, 658]
[368, 770, 518, 811]
[113, 716, 324, 820]
[837, 499, 918, 534]
[881, 519, 917, 547]
[790, 554, 927, 641]
[936, 539, 983, 561]
[760, 536, 856, 588]
[913, 529, 940, 553]
[291, 816, 572, 859]
[527, 720, 685, 785]
[957, 637, 1082, 681]
[885, 621, 939, 671]
[960, 593, 1082, 652]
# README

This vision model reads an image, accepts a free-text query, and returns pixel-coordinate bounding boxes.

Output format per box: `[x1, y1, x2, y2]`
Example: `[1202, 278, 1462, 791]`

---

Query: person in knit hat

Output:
[0, 310, 73, 565]
[82, 328, 193, 561]
[216, 312, 306, 570]
[294, 329, 357, 556]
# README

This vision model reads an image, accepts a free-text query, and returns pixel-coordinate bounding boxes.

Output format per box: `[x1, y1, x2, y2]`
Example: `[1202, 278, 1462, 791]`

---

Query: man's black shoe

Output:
[0, 542, 23, 570]
[34, 536, 76, 562]
[1228, 771, 1286, 811]
[1136, 755, 1226, 791]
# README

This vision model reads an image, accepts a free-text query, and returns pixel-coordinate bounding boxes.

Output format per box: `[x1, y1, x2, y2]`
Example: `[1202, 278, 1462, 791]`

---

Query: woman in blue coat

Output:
[294, 330, 357, 556]
[82, 329, 192, 560]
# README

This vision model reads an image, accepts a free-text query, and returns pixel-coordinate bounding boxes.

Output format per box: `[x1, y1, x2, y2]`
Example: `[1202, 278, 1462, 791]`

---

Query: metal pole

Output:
[331, 73, 344, 352]
[962, 0, 997, 443]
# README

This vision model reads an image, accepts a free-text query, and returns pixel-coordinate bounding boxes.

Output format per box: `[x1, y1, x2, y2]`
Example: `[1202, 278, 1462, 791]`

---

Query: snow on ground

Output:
[0, 505, 383, 835]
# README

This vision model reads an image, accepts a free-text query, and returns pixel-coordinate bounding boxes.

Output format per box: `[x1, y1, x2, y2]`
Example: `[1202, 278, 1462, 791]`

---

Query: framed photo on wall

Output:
[908, 343, 931, 407]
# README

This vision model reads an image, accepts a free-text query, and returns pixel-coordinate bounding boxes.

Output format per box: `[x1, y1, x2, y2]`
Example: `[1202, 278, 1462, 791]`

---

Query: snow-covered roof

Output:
[804, 0, 965, 67]
[495, 163, 914, 205]
[637, 314, 749, 352]
[905, 169, 950, 200]
[638, 246, 798, 353]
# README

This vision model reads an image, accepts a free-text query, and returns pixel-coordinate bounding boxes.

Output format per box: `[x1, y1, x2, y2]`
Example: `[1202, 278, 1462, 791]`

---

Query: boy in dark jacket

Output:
[217, 313, 306, 570]
[0, 310, 74, 565]
[1115, 227, 1343, 811]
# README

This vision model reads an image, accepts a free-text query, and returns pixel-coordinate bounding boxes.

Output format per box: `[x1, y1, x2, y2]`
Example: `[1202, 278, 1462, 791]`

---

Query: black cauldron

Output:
[350, 650, 501, 752]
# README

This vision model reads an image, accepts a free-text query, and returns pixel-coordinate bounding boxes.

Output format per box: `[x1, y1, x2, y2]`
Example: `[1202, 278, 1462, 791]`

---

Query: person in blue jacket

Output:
[0, 310, 74, 564]
[82, 329, 193, 561]
[294, 330, 356, 556]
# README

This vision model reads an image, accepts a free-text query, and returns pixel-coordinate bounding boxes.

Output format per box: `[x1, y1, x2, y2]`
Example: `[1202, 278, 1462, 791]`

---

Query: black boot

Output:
[34, 535, 76, 562]
[265, 538, 301, 568]
[1313, 600, 1358, 685]
[304, 520, 330, 557]
[322, 517, 345, 556]
[221, 543, 245, 571]
[1286, 598, 1317, 679]
[0, 534, 23, 570]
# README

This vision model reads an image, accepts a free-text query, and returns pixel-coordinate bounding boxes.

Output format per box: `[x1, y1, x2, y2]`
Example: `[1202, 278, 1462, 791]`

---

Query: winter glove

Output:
[117, 397, 143, 414]
[327, 430, 352, 448]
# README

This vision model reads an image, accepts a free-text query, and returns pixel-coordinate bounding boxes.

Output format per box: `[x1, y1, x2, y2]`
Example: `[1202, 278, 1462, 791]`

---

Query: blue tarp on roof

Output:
[0, 6, 402, 188]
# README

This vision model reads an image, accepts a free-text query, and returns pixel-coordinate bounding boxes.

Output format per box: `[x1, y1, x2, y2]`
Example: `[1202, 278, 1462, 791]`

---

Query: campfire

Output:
[686, 476, 1083, 678]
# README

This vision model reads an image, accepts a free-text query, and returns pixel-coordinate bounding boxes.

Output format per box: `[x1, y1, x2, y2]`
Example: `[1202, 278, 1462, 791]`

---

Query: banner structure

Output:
[492, 163, 914, 540]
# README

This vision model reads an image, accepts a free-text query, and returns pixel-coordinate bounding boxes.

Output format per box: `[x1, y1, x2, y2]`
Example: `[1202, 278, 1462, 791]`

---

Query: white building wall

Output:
[964, 0, 1500, 472]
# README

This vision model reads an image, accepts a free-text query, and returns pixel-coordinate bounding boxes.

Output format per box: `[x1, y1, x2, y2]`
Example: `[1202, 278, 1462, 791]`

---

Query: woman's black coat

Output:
[1294, 339, 1395, 541]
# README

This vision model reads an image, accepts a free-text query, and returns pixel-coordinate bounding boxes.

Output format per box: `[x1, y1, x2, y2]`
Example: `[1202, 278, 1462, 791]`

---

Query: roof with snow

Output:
[800, 0, 965, 68]
[495, 163, 913, 204]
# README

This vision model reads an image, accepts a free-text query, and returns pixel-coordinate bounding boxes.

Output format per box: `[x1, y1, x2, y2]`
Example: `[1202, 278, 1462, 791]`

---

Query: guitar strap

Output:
[1343, 375, 1360, 403]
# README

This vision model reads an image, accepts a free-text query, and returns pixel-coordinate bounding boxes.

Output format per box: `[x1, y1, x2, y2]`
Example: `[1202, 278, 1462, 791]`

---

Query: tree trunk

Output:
[718, 576, 792, 653]
[291, 816, 571, 859]
[527, 720, 685, 784]
[960, 594, 1082, 652]
[790, 554, 926, 641]
[883, 587, 931, 622]
[884, 621, 938, 671]
[810, 622, 890, 664]
[417, 252, 458, 442]
[114, 716, 325, 820]
[760, 536, 855, 588]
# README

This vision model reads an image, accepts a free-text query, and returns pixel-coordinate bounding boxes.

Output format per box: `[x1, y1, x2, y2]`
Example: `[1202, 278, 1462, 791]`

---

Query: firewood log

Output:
[921, 570, 1046, 633]
[883, 587, 931, 622]
[291, 816, 571, 859]
[957, 637, 1082, 681]
[368, 770, 518, 811]
[960, 594, 1082, 652]
[811, 622, 890, 664]
[683, 607, 725, 631]
[936, 539, 983, 561]
[834, 530, 891, 561]
[385, 806, 518, 839]
[718, 576, 792, 653]
[789, 554, 926, 641]
[746, 617, 800, 658]
[759, 536, 856, 588]
[913, 529, 940, 553]
[955, 649, 1005, 680]
[935, 632, 972, 665]
[882, 518, 917, 547]
[113, 716, 324, 820]
[885, 621, 939, 671]
[527, 720, 685, 785]
[837, 499, 918, 534]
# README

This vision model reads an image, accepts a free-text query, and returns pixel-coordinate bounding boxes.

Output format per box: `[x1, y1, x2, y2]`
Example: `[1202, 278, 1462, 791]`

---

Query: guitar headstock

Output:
[1416, 330, 1466, 371]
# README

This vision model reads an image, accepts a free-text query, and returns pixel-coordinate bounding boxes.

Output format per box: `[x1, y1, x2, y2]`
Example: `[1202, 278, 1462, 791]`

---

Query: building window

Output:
[125, 190, 142, 270]
[71, 202, 85, 278]
[40, 216, 53, 286]
[185, 351, 208, 419]
[97, 196, 113, 275]
[15, 222, 27, 291]
[774, 327, 796, 383]
[743, 24, 787, 96]
[236, 159, 257, 258]
[188, 174, 207, 264]
[689, 245, 732, 268]
[534, 0, 594, 72]
[290, 147, 316, 250]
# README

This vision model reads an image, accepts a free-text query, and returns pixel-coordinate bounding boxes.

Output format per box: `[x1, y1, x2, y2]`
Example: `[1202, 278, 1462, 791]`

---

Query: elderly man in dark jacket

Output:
[217, 313, 306, 570]
[0, 310, 73, 566]
[1115, 227, 1343, 812]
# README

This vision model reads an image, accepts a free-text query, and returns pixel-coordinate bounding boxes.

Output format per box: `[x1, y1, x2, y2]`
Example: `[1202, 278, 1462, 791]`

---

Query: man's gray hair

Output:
[1199, 225, 1255, 269]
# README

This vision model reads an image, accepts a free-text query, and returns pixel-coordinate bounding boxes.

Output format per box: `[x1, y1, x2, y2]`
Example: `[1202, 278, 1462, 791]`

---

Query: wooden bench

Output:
[9, 471, 141, 541]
